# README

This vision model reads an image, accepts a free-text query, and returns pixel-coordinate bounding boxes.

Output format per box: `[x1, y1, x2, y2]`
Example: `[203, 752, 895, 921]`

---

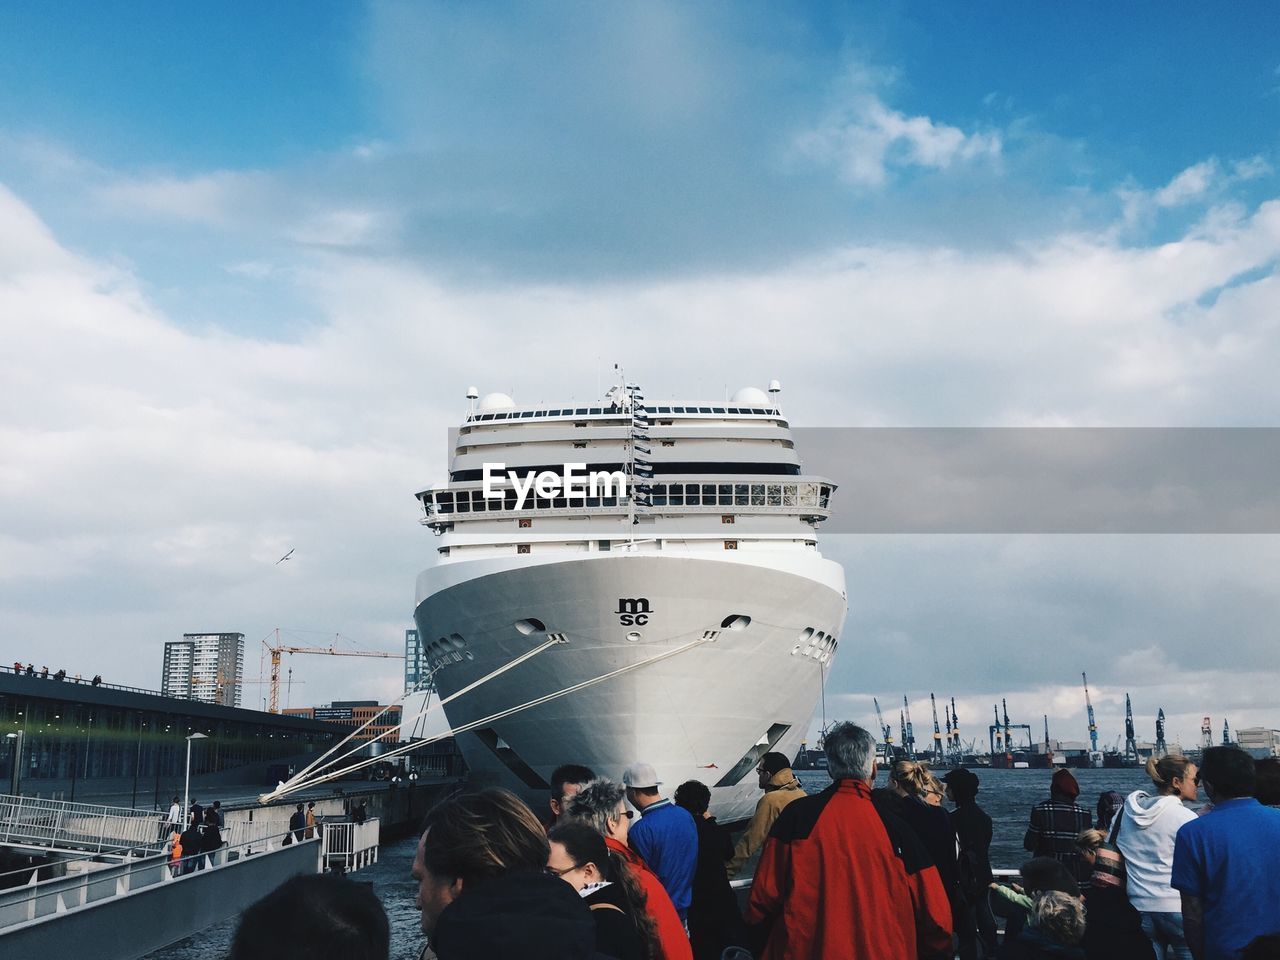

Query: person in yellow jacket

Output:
[727, 751, 806, 878]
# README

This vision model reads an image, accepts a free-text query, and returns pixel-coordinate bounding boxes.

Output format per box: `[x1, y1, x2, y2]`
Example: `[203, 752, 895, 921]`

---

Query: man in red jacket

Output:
[745, 722, 953, 960]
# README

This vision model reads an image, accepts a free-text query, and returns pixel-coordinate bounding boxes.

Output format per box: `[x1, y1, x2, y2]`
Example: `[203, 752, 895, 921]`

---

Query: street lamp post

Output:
[5, 731, 21, 796]
[183, 733, 208, 823]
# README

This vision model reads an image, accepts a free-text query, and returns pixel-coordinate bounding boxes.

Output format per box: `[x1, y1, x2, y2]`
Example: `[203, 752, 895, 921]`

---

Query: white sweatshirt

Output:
[1114, 790, 1197, 912]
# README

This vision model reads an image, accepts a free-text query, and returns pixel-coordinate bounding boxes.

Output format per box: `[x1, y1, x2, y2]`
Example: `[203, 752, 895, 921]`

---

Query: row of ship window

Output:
[467, 405, 779, 422]
[425, 482, 833, 515]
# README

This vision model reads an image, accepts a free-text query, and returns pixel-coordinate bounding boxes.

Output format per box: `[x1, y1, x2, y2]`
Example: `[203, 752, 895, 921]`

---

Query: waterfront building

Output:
[161, 632, 245, 708]
[284, 700, 403, 744]
[1, 666, 337, 804]
[1237, 727, 1280, 759]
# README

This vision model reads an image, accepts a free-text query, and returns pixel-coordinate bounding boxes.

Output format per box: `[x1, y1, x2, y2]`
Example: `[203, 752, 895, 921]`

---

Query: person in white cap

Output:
[623, 761, 698, 923]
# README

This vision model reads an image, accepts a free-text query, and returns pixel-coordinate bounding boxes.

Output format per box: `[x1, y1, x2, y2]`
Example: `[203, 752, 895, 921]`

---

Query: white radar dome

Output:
[732, 386, 770, 406]
[478, 392, 516, 412]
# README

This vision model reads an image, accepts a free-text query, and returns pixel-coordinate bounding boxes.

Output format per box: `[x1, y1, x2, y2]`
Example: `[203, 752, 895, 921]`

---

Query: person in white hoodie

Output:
[1113, 754, 1199, 960]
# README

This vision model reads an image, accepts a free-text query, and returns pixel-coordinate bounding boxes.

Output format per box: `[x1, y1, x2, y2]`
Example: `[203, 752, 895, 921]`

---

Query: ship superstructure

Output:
[412, 380, 847, 822]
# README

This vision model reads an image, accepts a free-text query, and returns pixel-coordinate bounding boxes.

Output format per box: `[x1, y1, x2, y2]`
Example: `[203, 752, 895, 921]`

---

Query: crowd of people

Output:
[164, 795, 227, 875]
[225, 726, 1280, 960]
[10, 661, 102, 684]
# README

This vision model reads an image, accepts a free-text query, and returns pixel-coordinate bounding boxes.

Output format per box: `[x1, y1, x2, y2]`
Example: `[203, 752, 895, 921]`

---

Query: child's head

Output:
[1033, 890, 1086, 945]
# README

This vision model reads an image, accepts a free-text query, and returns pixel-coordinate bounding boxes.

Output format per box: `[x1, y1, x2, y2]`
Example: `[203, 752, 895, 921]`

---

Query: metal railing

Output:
[0, 830, 317, 933]
[321, 819, 380, 873]
[0, 664, 166, 698]
[0, 794, 164, 855]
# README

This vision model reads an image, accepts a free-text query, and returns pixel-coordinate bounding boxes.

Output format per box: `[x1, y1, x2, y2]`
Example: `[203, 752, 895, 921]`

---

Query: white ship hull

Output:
[414, 549, 846, 823]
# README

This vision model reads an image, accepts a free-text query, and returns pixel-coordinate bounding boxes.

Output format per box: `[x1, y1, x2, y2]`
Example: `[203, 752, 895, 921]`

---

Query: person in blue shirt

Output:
[623, 761, 698, 922]
[1171, 746, 1280, 960]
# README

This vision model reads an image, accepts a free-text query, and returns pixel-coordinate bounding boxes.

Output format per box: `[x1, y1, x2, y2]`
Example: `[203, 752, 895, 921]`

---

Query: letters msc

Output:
[482, 462, 628, 509]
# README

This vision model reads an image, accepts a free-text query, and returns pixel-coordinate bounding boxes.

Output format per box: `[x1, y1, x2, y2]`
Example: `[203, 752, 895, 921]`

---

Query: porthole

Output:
[515, 618, 546, 635]
[720, 615, 751, 631]
[626, 632, 642, 643]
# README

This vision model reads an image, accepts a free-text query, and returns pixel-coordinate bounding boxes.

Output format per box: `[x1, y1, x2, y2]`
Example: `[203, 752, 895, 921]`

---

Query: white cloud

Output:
[1154, 160, 1219, 208]
[1121, 155, 1275, 227]
[95, 170, 271, 227]
[797, 95, 1002, 187]
[4, 180, 1280, 708]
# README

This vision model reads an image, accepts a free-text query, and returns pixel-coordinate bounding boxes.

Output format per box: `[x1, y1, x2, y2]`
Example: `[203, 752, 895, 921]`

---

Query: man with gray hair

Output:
[745, 722, 953, 959]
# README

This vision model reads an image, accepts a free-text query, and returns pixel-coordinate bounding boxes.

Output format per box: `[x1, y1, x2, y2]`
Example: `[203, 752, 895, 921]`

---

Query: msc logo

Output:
[616, 598, 651, 626]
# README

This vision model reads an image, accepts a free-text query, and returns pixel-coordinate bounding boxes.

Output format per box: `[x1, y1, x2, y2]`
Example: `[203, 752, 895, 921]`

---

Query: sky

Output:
[2, 2, 1280, 750]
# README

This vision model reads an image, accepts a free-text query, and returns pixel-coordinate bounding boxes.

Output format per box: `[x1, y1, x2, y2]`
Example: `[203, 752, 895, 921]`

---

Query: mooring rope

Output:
[259, 635, 565, 803]
[259, 633, 713, 802]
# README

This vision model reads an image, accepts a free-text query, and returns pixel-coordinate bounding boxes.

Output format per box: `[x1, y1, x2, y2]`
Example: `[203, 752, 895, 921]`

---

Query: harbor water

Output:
[144, 766, 1159, 959]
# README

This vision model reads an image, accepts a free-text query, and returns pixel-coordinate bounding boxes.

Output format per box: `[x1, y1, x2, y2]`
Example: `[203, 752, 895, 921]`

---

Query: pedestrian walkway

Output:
[0, 793, 163, 856]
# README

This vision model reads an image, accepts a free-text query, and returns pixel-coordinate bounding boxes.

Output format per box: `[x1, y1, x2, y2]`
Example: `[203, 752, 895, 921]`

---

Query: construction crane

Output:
[1155, 709, 1167, 758]
[1124, 694, 1139, 764]
[1082, 672, 1099, 753]
[873, 697, 893, 755]
[930, 693, 944, 763]
[263, 632, 404, 714]
[903, 696, 916, 759]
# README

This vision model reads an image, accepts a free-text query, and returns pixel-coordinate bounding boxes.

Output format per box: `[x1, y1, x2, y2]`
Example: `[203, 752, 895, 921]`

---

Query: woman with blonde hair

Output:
[1113, 754, 1199, 960]
[874, 760, 960, 914]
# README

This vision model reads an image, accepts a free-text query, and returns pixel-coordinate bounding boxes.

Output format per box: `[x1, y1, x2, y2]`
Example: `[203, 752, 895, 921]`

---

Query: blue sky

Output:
[2, 2, 1280, 742]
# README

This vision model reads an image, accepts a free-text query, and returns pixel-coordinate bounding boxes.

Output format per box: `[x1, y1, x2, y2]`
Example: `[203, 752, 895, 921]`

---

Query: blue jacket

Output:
[628, 797, 698, 919]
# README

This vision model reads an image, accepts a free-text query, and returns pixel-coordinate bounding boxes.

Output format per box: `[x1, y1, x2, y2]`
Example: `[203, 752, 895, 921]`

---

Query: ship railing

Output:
[0, 793, 165, 855]
[0, 830, 319, 933]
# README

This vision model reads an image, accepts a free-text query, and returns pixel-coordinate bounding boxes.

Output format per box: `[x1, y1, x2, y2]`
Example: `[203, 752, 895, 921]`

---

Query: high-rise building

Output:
[405, 628, 426, 693]
[162, 632, 244, 708]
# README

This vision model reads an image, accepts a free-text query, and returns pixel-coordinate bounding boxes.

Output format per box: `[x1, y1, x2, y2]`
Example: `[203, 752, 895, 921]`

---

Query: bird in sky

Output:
[275, 548, 295, 565]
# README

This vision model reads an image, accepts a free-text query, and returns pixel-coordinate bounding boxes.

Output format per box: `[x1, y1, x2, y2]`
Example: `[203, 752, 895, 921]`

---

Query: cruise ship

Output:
[412, 379, 846, 823]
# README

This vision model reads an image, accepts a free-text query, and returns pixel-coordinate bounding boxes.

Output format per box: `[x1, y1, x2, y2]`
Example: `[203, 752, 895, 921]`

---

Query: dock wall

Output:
[1, 840, 321, 960]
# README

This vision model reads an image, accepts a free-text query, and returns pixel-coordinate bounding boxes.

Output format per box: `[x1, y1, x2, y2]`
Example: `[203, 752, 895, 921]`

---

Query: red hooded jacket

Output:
[744, 778, 953, 960]
[606, 835, 694, 960]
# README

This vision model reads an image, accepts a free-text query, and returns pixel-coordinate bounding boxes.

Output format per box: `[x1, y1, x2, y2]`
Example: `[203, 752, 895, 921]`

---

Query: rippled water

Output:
[146, 766, 1163, 958]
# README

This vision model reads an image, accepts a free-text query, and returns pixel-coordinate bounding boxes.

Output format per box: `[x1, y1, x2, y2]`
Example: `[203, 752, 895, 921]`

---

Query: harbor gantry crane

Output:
[993, 704, 1003, 752]
[951, 697, 960, 756]
[873, 697, 893, 756]
[1222, 718, 1231, 746]
[262, 631, 404, 714]
[899, 709, 909, 760]
[903, 696, 916, 759]
[1124, 694, 1139, 764]
[1082, 672, 1099, 754]
[1155, 709, 1167, 758]
[930, 693, 944, 763]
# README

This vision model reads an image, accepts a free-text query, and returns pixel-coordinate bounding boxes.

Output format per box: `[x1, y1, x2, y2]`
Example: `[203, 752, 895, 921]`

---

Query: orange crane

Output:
[263, 631, 404, 713]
